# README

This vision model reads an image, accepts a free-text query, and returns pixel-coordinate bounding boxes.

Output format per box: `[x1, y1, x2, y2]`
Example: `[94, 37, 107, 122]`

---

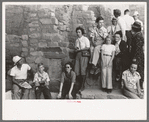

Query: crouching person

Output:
[33, 63, 51, 99]
[57, 62, 77, 99]
[10, 56, 32, 99]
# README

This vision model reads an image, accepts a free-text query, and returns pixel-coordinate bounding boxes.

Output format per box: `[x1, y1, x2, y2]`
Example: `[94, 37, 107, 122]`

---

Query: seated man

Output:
[90, 16, 108, 75]
[10, 56, 33, 99]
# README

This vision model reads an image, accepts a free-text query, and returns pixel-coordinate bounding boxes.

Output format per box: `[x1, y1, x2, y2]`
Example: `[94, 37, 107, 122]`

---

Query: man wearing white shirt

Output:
[107, 17, 120, 43]
[10, 56, 33, 99]
[133, 11, 143, 31]
[113, 9, 126, 41]
[123, 9, 135, 52]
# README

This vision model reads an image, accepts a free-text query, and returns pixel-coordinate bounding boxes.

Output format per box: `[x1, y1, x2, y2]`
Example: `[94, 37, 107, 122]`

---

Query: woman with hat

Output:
[10, 56, 32, 99]
[131, 21, 144, 90]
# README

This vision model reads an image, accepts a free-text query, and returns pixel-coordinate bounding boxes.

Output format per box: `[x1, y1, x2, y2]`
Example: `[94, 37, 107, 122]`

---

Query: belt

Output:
[103, 54, 112, 57]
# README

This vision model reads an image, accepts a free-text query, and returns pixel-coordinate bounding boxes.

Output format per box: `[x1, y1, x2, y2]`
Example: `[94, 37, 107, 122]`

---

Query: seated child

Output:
[33, 63, 51, 99]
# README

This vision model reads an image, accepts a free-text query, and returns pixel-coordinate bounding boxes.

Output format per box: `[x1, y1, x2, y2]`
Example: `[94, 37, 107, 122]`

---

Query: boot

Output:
[80, 75, 86, 91]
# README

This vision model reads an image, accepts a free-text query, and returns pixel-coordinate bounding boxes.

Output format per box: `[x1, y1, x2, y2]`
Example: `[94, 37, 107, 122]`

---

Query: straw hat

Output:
[12, 56, 22, 65]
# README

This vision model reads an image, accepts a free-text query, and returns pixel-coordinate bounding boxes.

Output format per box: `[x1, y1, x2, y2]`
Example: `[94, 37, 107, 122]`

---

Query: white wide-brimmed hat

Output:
[13, 56, 22, 65]
[133, 11, 139, 16]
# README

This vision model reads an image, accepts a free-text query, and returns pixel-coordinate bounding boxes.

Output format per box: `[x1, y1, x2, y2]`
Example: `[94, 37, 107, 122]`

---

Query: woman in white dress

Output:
[101, 36, 115, 93]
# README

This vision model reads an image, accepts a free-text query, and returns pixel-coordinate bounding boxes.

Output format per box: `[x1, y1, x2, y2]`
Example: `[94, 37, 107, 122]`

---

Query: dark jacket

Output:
[114, 40, 129, 71]
[115, 40, 128, 58]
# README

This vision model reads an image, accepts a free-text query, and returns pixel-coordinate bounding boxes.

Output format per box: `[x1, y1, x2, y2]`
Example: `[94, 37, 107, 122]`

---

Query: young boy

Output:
[33, 63, 51, 99]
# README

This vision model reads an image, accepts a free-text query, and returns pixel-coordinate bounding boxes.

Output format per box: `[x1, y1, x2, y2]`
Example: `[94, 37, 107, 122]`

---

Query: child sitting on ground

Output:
[33, 63, 51, 99]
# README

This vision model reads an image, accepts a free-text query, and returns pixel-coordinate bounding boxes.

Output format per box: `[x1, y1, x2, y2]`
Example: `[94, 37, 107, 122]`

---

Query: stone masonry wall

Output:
[6, 4, 145, 89]
[6, 5, 97, 83]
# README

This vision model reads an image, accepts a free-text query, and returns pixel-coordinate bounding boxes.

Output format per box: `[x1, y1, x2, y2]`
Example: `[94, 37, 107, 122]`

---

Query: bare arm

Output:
[59, 82, 63, 94]
[136, 79, 141, 95]
[68, 83, 74, 95]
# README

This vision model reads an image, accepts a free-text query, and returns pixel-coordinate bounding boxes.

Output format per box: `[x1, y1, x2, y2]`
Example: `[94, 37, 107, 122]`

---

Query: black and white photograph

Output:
[3, 2, 147, 120]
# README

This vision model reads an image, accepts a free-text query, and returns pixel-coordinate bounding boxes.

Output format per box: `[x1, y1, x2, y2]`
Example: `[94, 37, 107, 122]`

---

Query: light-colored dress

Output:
[101, 44, 115, 89]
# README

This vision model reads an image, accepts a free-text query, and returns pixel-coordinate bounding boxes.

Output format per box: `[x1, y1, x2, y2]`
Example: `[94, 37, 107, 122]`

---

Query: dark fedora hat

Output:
[132, 21, 141, 29]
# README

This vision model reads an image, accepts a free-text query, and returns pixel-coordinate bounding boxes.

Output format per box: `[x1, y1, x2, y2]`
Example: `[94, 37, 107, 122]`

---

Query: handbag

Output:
[82, 50, 90, 57]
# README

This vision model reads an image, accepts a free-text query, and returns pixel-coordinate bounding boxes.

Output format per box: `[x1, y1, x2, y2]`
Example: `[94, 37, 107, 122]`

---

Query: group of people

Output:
[72, 9, 144, 99]
[6, 9, 144, 99]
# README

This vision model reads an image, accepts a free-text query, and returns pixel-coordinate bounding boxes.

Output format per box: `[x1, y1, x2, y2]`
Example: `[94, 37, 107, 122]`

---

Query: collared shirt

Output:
[91, 26, 108, 45]
[122, 69, 141, 89]
[107, 25, 120, 35]
[135, 19, 143, 31]
[10, 64, 31, 79]
[33, 71, 50, 84]
[123, 14, 135, 31]
[75, 36, 90, 50]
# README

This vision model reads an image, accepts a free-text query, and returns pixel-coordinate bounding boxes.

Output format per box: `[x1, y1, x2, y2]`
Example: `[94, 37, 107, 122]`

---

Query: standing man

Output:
[107, 17, 120, 43]
[113, 9, 126, 42]
[133, 11, 143, 31]
[123, 9, 135, 53]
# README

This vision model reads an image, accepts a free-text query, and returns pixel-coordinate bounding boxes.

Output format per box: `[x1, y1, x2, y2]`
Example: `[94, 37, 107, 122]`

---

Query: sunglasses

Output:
[65, 67, 70, 68]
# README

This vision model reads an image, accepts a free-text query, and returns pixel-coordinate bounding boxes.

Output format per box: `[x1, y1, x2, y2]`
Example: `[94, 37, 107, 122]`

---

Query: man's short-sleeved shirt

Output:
[10, 64, 31, 79]
[92, 26, 108, 45]
[122, 69, 141, 89]
[117, 16, 126, 31]
[123, 14, 135, 31]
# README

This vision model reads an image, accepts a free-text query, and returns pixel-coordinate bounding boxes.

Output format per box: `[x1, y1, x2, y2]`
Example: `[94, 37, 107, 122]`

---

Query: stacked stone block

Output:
[6, 4, 145, 90]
